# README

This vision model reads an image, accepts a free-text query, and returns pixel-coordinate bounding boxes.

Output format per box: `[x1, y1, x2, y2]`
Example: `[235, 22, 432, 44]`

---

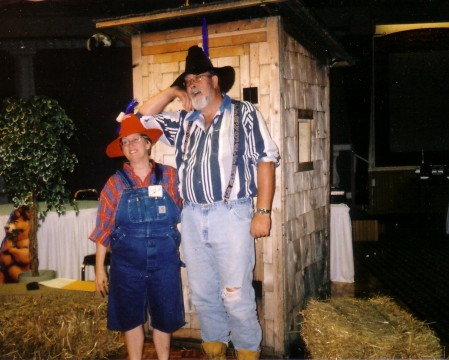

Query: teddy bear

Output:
[0, 206, 31, 283]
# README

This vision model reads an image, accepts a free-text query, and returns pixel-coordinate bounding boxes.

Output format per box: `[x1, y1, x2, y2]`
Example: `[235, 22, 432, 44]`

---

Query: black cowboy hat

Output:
[171, 45, 235, 93]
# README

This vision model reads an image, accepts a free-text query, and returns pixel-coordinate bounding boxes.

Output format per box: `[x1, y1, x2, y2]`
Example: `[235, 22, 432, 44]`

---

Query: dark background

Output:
[33, 48, 132, 191]
[1, 47, 131, 192]
[1, 0, 449, 205]
[373, 28, 449, 167]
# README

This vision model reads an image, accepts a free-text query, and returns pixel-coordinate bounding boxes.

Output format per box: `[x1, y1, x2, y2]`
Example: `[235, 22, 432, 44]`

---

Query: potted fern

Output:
[0, 96, 78, 281]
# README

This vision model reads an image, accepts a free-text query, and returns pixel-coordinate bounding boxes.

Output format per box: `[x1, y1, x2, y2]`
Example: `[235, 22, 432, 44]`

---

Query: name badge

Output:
[148, 185, 163, 198]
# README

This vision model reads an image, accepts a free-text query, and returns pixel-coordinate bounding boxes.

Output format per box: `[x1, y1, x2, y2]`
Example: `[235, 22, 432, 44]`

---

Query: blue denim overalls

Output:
[107, 163, 185, 333]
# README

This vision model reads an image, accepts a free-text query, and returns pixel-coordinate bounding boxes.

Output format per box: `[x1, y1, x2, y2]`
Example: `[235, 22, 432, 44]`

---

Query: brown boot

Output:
[201, 341, 227, 360]
[235, 349, 261, 360]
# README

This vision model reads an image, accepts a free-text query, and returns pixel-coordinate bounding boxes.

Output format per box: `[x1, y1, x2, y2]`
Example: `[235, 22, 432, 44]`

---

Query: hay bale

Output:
[0, 292, 125, 359]
[300, 296, 442, 359]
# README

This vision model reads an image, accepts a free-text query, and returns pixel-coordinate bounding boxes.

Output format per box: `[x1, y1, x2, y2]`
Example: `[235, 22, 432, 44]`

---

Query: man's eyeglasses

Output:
[121, 136, 144, 147]
[183, 73, 213, 88]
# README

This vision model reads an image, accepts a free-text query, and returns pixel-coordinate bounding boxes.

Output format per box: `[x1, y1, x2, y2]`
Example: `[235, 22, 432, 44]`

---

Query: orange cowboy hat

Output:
[106, 113, 162, 158]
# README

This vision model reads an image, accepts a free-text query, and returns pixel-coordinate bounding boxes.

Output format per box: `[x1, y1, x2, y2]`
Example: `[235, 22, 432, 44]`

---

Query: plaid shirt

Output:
[89, 161, 181, 246]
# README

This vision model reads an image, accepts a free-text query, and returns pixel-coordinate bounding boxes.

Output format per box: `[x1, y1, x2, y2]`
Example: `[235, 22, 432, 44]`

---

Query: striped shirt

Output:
[89, 162, 181, 246]
[140, 95, 280, 204]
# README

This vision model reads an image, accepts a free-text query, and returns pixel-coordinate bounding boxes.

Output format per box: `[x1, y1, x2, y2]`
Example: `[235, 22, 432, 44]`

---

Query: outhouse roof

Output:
[95, 0, 353, 66]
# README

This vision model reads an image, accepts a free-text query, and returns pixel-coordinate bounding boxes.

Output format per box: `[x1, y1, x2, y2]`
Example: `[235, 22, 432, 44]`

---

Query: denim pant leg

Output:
[181, 199, 262, 351]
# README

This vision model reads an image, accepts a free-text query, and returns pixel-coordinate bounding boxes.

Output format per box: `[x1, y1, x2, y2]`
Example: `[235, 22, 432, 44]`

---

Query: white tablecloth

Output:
[0, 202, 98, 280]
[330, 204, 354, 283]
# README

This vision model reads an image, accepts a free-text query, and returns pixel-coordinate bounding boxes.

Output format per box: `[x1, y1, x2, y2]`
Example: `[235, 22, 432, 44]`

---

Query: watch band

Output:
[256, 208, 271, 215]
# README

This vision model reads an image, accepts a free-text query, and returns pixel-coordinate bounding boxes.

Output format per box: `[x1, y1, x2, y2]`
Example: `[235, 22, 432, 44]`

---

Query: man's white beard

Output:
[192, 94, 210, 110]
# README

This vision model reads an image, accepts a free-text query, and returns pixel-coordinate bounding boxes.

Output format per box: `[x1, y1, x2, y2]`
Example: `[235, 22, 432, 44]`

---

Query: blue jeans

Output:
[181, 198, 262, 351]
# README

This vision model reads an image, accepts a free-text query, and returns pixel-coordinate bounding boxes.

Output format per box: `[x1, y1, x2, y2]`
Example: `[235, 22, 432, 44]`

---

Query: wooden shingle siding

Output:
[279, 22, 330, 349]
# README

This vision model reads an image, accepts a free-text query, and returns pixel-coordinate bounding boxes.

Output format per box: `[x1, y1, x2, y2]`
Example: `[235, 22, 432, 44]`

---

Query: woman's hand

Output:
[95, 267, 108, 297]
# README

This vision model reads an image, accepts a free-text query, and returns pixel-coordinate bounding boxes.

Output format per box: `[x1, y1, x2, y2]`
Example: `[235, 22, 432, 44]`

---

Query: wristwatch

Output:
[255, 208, 271, 215]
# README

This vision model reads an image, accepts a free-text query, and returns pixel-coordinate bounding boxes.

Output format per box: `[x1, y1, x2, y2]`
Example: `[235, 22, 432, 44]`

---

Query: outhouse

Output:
[97, 0, 352, 356]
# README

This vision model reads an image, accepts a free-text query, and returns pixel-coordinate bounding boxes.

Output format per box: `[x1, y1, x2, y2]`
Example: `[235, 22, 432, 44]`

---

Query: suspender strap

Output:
[223, 100, 240, 202]
[153, 162, 163, 185]
[182, 120, 194, 155]
[182, 101, 241, 202]
[115, 169, 134, 189]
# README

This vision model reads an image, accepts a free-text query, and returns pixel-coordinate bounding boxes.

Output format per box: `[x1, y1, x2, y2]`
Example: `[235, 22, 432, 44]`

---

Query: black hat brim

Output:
[171, 65, 235, 94]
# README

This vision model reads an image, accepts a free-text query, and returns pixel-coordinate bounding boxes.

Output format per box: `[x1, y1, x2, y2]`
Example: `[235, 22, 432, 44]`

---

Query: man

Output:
[137, 45, 280, 359]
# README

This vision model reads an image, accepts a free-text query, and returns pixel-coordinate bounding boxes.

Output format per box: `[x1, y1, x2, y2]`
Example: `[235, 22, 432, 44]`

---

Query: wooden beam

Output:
[141, 18, 267, 43]
[142, 31, 266, 56]
[96, 0, 287, 29]
[151, 44, 250, 63]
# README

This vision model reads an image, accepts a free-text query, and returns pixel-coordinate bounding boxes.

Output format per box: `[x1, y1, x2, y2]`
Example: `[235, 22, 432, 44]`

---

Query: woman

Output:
[89, 113, 185, 360]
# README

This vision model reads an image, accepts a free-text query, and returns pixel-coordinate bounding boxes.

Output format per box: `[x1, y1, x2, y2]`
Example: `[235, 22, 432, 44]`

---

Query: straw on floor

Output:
[0, 291, 125, 359]
[300, 295, 442, 359]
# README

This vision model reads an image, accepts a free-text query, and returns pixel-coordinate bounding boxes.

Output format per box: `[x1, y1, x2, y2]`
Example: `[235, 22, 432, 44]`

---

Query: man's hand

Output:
[139, 86, 193, 115]
[251, 212, 272, 238]
[172, 86, 193, 112]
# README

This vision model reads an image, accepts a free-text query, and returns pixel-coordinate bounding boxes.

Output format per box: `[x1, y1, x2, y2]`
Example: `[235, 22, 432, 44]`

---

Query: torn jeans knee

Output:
[222, 286, 242, 299]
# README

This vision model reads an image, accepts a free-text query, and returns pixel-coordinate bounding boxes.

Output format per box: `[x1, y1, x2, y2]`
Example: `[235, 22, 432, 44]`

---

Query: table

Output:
[0, 282, 95, 296]
[0, 201, 98, 280]
[330, 204, 354, 283]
